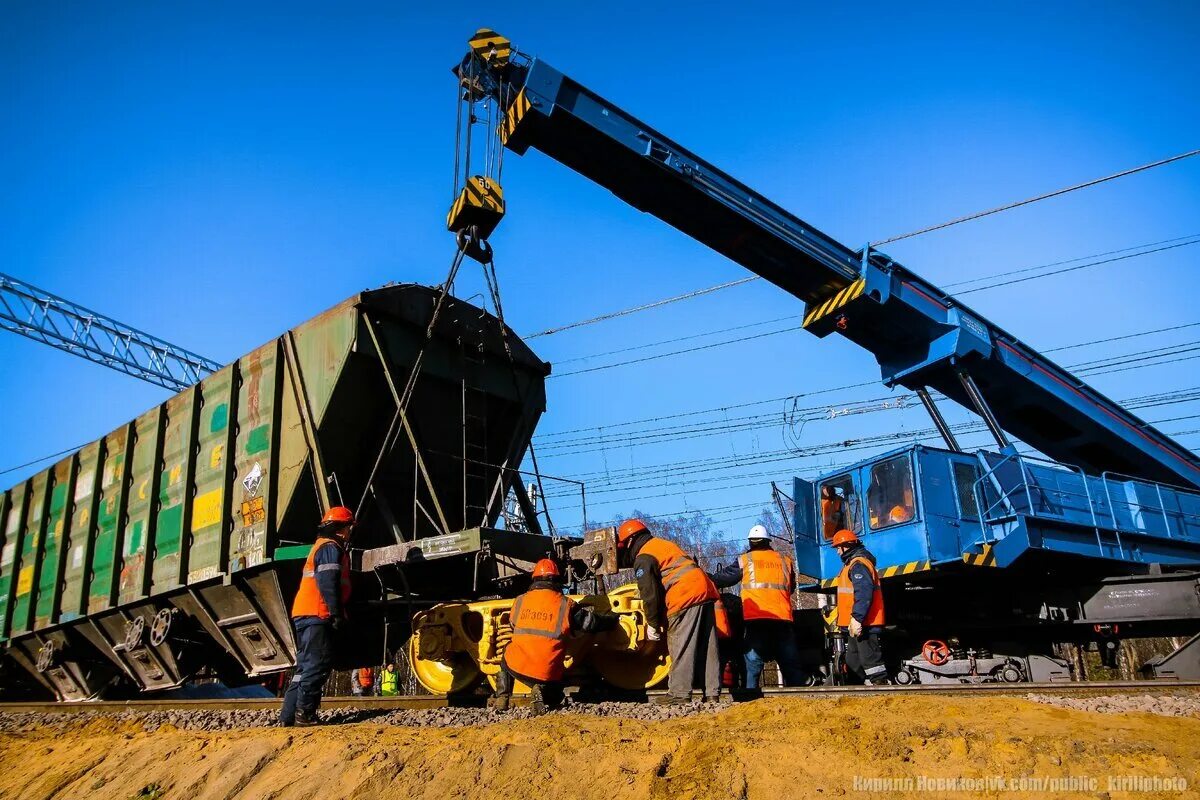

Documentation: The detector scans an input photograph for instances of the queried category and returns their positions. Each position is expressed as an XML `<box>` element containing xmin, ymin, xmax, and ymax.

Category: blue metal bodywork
<box><xmin>793</xmin><ymin>445</ymin><xmax>1200</xmax><ymax>586</ymax></box>
<box><xmin>474</xmin><ymin>51</ymin><xmax>1200</xmax><ymax>489</ymax></box>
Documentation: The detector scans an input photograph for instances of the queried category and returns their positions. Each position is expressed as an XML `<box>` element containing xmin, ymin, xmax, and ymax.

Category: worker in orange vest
<box><xmin>279</xmin><ymin>506</ymin><xmax>354</xmax><ymax>726</ymax></box>
<box><xmin>351</xmin><ymin>666</ymin><xmax>374</xmax><ymax>696</ymax></box>
<box><xmin>832</xmin><ymin>528</ymin><xmax>888</xmax><ymax>684</ymax></box>
<box><xmin>710</xmin><ymin>525</ymin><xmax>807</xmax><ymax>689</ymax></box>
<box><xmin>491</xmin><ymin>558</ymin><xmax>618</xmax><ymax>715</ymax></box>
<box><xmin>617</xmin><ymin>519</ymin><xmax>720</xmax><ymax>705</ymax></box>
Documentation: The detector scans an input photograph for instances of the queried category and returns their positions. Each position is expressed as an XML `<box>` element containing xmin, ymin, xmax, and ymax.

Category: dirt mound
<box><xmin>1</xmin><ymin>696</ymin><xmax>1196</xmax><ymax>799</ymax></box>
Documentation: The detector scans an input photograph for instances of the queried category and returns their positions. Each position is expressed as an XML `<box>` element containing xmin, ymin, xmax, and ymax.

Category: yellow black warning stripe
<box><xmin>803</xmin><ymin>278</ymin><xmax>866</xmax><ymax>328</ymax></box>
<box><xmin>819</xmin><ymin>558</ymin><xmax>931</xmax><ymax>588</ymax></box>
<box><xmin>500</xmin><ymin>88</ymin><xmax>532</xmax><ymax>147</ymax></box>
<box><xmin>961</xmin><ymin>543</ymin><xmax>998</xmax><ymax>567</ymax></box>
<box><xmin>446</xmin><ymin>176</ymin><xmax>505</xmax><ymax>232</ymax></box>
<box><xmin>469</xmin><ymin>28</ymin><xmax>511</xmax><ymax>66</ymax></box>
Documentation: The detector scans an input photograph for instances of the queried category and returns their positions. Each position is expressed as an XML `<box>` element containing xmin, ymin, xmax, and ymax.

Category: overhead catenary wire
<box><xmin>523</xmin><ymin>276</ymin><xmax>757</xmax><ymax>339</ymax></box>
<box><xmin>870</xmin><ymin>148</ymin><xmax>1200</xmax><ymax>246</ymax></box>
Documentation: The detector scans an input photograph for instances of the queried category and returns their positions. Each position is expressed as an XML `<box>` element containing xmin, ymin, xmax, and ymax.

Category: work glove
<box><xmin>848</xmin><ymin>618</ymin><xmax>863</xmax><ymax>638</ymax></box>
<box><xmin>331</xmin><ymin>616</ymin><xmax>345</xmax><ymax>633</ymax></box>
<box><xmin>645</xmin><ymin>626</ymin><xmax>662</xmax><ymax>642</ymax></box>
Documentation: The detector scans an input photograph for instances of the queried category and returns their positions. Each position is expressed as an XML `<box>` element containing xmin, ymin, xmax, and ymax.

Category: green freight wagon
<box><xmin>0</xmin><ymin>284</ymin><xmax>551</xmax><ymax>700</ymax></box>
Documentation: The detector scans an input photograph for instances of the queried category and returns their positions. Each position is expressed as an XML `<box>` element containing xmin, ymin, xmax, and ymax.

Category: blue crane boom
<box><xmin>449</xmin><ymin>30</ymin><xmax>1200</xmax><ymax>490</ymax></box>
<box><xmin>0</xmin><ymin>272</ymin><xmax>221</xmax><ymax>392</ymax></box>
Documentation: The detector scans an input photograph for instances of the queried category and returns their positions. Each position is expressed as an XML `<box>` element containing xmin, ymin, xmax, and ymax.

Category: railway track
<box><xmin>1</xmin><ymin>680</ymin><xmax>1196</xmax><ymax>715</ymax></box>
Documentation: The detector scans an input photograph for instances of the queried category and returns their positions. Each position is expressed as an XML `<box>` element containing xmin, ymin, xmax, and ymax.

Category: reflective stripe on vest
<box><xmin>739</xmin><ymin>550</ymin><xmax>794</xmax><ymax>622</ymax></box>
<box><xmin>291</xmin><ymin>537</ymin><xmax>351</xmax><ymax>619</ymax></box>
<box><xmin>836</xmin><ymin>554</ymin><xmax>885</xmax><ymax>627</ymax></box>
<box><xmin>509</xmin><ymin>592</ymin><xmax>570</xmax><ymax>639</ymax></box>
<box><xmin>638</xmin><ymin>537</ymin><xmax>719</xmax><ymax>618</ymax></box>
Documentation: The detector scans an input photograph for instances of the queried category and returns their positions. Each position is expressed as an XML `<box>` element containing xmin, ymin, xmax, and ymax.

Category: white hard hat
<box><xmin>748</xmin><ymin>524</ymin><xmax>770</xmax><ymax>541</ymax></box>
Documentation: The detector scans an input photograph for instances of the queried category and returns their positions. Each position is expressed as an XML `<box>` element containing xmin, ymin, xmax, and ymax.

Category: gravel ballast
<box><xmin>0</xmin><ymin>697</ymin><xmax>729</xmax><ymax>734</ymax></box>
<box><xmin>1026</xmin><ymin>692</ymin><xmax>1200</xmax><ymax>718</ymax></box>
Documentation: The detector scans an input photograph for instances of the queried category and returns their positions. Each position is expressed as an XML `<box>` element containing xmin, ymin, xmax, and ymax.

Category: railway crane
<box><xmin>429</xmin><ymin>28</ymin><xmax>1200</xmax><ymax>684</ymax></box>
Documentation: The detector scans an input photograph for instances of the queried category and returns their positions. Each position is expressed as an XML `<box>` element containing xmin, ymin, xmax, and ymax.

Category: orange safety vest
<box><xmin>638</xmin><ymin>537</ymin><xmax>719</xmax><ymax>618</ymax></box>
<box><xmin>822</xmin><ymin>497</ymin><xmax>844</xmax><ymax>538</ymax></box>
<box><xmin>739</xmin><ymin>549</ymin><xmax>794</xmax><ymax>622</ymax></box>
<box><xmin>836</xmin><ymin>555</ymin><xmax>885</xmax><ymax>627</ymax></box>
<box><xmin>714</xmin><ymin>597</ymin><xmax>732</xmax><ymax>639</ymax></box>
<box><xmin>357</xmin><ymin>667</ymin><xmax>374</xmax><ymax>688</ymax></box>
<box><xmin>291</xmin><ymin>537</ymin><xmax>351</xmax><ymax>619</ymax></box>
<box><xmin>503</xmin><ymin>588</ymin><xmax>575</xmax><ymax>682</ymax></box>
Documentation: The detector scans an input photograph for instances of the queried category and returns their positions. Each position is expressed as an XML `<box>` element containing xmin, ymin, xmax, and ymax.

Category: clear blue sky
<box><xmin>3</xmin><ymin>2</ymin><xmax>1199</xmax><ymax>539</ymax></box>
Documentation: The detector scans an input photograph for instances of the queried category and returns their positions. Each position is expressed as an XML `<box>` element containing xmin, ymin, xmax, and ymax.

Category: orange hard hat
<box><xmin>617</xmin><ymin>519</ymin><xmax>648</xmax><ymax>547</ymax></box>
<box><xmin>531</xmin><ymin>558</ymin><xmax>560</xmax><ymax>579</ymax></box>
<box><xmin>321</xmin><ymin>506</ymin><xmax>355</xmax><ymax>527</ymax></box>
<box><xmin>830</xmin><ymin>529</ymin><xmax>859</xmax><ymax>547</ymax></box>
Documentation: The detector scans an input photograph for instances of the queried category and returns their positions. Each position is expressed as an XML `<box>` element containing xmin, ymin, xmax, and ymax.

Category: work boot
<box><xmin>528</xmin><ymin>699</ymin><xmax>548</xmax><ymax>717</ymax></box>
<box><xmin>294</xmin><ymin>711</ymin><xmax>319</xmax><ymax>727</ymax></box>
<box><xmin>654</xmin><ymin>694</ymin><xmax>692</xmax><ymax>706</ymax></box>
<box><xmin>487</xmin><ymin>695</ymin><xmax>511</xmax><ymax>712</ymax></box>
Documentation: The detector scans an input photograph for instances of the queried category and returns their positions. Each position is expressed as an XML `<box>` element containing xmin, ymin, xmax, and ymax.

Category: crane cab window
<box><xmin>868</xmin><ymin>456</ymin><xmax>916</xmax><ymax>531</ymax></box>
<box><xmin>819</xmin><ymin>476</ymin><xmax>861</xmax><ymax>541</ymax></box>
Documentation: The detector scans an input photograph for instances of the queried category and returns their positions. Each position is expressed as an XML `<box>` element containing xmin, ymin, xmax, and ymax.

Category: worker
<box><xmin>616</xmin><ymin>519</ymin><xmax>721</xmax><ymax>704</ymax></box>
<box><xmin>831</xmin><ymin>528</ymin><xmax>888</xmax><ymax>684</ymax></box>
<box><xmin>709</xmin><ymin>524</ymin><xmax>806</xmax><ymax>689</ymax></box>
<box><xmin>279</xmin><ymin>506</ymin><xmax>354</xmax><ymax>727</ymax></box>
<box><xmin>351</xmin><ymin>666</ymin><xmax>374</xmax><ymax>697</ymax></box>
<box><xmin>491</xmin><ymin>558</ymin><xmax>618</xmax><ymax>715</ymax></box>
<box><xmin>380</xmin><ymin>662</ymin><xmax>400</xmax><ymax>696</ymax></box>
<box><xmin>820</xmin><ymin>485</ymin><xmax>846</xmax><ymax>539</ymax></box>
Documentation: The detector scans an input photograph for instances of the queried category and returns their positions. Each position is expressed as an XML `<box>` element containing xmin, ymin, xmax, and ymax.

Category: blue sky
<box><xmin>3</xmin><ymin>2</ymin><xmax>1199</xmax><ymax>538</ymax></box>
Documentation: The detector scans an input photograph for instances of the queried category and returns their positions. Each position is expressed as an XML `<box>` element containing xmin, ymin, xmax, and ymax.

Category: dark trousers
<box><xmin>667</xmin><ymin>601</ymin><xmax>720</xmax><ymax>699</ymax></box>
<box><xmin>493</xmin><ymin>661</ymin><xmax>565</xmax><ymax>709</ymax></box>
<box><xmin>279</xmin><ymin>617</ymin><xmax>334</xmax><ymax>725</ymax></box>
<box><xmin>844</xmin><ymin>627</ymin><xmax>886</xmax><ymax>683</ymax></box>
<box><xmin>743</xmin><ymin>620</ymin><xmax>807</xmax><ymax>689</ymax></box>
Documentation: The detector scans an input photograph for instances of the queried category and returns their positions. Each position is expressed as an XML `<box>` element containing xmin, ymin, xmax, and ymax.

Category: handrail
<box><xmin>970</xmin><ymin>452</ymin><xmax>1200</xmax><ymax>560</ymax></box>
<box><xmin>1100</xmin><ymin>470</ymin><xmax>1200</xmax><ymax>543</ymax></box>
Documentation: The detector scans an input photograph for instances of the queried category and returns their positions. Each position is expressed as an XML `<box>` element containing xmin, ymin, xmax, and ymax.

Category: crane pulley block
<box><xmin>446</xmin><ymin>175</ymin><xmax>505</xmax><ymax>240</ymax></box>
<box><xmin>468</xmin><ymin>28</ymin><xmax>511</xmax><ymax>68</ymax></box>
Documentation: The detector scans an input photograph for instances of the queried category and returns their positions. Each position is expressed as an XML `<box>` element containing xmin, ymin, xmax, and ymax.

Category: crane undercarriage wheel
<box><xmin>406</xmin><ymin>634</ymin><xmax>483</xmax><ymax>695</ymax></box>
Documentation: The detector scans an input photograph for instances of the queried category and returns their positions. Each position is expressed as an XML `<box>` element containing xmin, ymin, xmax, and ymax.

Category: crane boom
<box><xmin>0</xmin><ymin>273</ymin><xmax>221</xmax><ymax>392</ymax></box>
<box><xmin>449</xmin><ymin>31</ymin><xmax>1200</xmax><ymax>490</ymax></box>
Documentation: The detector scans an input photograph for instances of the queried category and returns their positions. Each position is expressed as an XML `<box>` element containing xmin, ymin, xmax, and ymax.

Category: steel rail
<box><xmin>1</xmin><ymin>681</ymin><xmax>1196</xmax><ymax>715</ymax></box>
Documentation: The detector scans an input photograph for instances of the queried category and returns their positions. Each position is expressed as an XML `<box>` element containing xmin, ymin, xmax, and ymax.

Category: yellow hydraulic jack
<box><xmin>408</xmin><ymin>584</ymin><xmax>670</xmax><ymax>695</ymax></box>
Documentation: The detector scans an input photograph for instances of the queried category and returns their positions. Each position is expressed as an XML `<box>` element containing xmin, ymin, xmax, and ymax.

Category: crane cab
<box><xmin>793</xmin><ymin>443</ymin><xmax>1200</xmax><ymax>589</ymax></box>
<box><xmin>793</xmin><ymin>444</ymin><xmax>975</xmax><ymax>586</ymax></box>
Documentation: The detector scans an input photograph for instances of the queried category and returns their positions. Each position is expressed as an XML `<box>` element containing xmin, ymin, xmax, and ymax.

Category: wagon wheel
<box><xmin>35</xmin><ymin>641</ymin><xmax>58</xmax><ymax>673</ymax></box>
<box><xmin>149</xmin><ymin>608</ymin><xmax>174</xmax><ymax>647</ymax></box>
<box><xmin>124</xmin><ymin>616</ymin><xmax>146</xmax><ymax>651</ymax></box>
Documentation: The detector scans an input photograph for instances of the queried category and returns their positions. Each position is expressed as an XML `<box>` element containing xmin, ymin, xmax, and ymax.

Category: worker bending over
<box><xmin>351</xmin><ymin>667</ymin><xmax>374</xmax><ymax>697</ymax></box>
<box><xmin>491</xmin><ymin>558</ymin><xmax>618</xmax><ymax>715</ymax></box>
<box><xmin>710</xmin><ymin>525</ymin><xmax>806</xmax><ymax>689</ymax></box>
<box><xmin>618</xmin><ymin>519</ymin><xmax>721</xmax><ymax>704</ymax></box>
<box><xmin>280</xmin><ymin>506</ymin><xmax>354</xmax><ymax>727</ymax></box>
<box><xmin>831</xmin><ymin>529</ymin><xmax>888</xmax><ymax>684</ymax></box>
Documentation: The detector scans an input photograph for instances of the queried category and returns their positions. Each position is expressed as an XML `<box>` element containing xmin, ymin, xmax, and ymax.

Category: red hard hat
<box><xmin>531</xmin><ymin>558</ymin><xmax>560</xmax><ymax>579</ymax></box>
<box><xmin>617</xmin><ymin>519</ymin><xmax>648</xmax><ymax>548</ymax></box>
<box><xmin>831</xmin><ymin>529</ymin><xmax>859</xmax><ymax>547</ymax></box>
<box><xmin>321</xmin><ymin>506</ymin><xmax>355</xmax><ymax>527</ymax></box>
